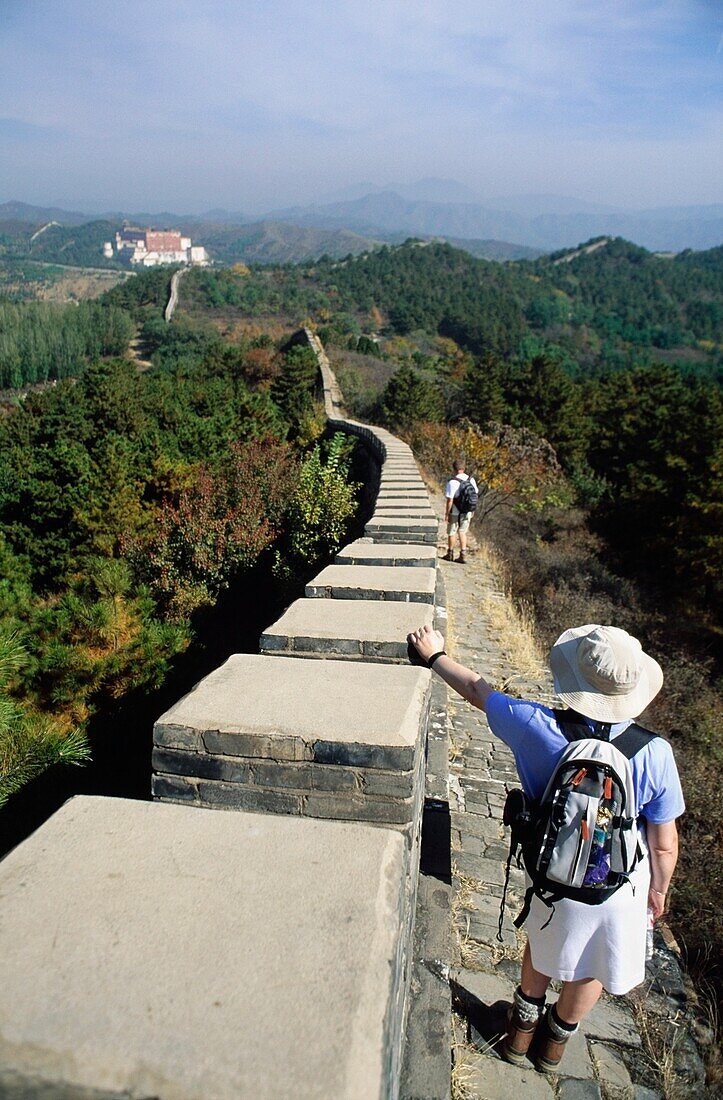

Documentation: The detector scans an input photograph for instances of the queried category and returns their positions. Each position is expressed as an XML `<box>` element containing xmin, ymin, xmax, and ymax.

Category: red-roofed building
<box><xmin>110</xmin><ymin>223</ymin><xmax>209</xmax><ymax>267</ymax></box>
<box><xmin>145</xmin><ymin>231</ymin><xmax>183</xmax><ymax>253</ymax></box>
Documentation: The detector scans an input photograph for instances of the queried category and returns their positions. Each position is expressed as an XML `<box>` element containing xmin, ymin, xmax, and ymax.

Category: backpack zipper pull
<box><xmin>604</xmin><ymin>775</ymin><xmax>613</xmax><ymax>800</ymax></box>
<box><xmin>571</xmin><ymin>768</ymin><xmax>587</xmax><ymax>787</ymax></box>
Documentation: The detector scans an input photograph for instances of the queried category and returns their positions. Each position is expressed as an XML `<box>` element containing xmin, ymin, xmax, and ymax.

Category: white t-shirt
<box><xmin>445</xmin><ymin>473</ymin><xmax>477</xmax><ymax>515</ymax></box>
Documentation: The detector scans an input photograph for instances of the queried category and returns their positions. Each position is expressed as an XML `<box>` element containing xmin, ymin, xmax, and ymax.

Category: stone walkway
<box><xmin>434</xmin><ymin>517</ymin><xmax>666</xmax><ymax>1100</ymax></box>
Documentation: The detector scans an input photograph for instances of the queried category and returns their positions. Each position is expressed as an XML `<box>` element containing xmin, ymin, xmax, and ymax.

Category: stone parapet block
<box><xmin>377</xmin><ymin>489</ymin><xmax>430</xmax><ymax>500</ymax></box>
<box><xmin>155</xmin><ymin>654</ymin><xmax>430</xmax><ymax>768</ymax></box>
<box><xmin>335</xmin><ymin>540</ymin><xmax>438</xmax><ymax>568</ymax></box>
<box><xmin>379</xmin><ymin>483</ymin><xmax>427</xmax><ymax>495</ymax></box>
<box><xmin>305</xmin><ymin>564</ymin><xmax>436</xmax><ymax>604</ymax></box>
<box><xmin>153</xmin><ymin>655</ymin><xmax>431</xmax><ymax>826</ymax></box>
<box><xmin>260</xmin><ymin>598</ymin><xmax>434</xmax><ymax>660</ymax></box>
<box><xmin>0</xmin><ymin>796</ymin><xmax>411</xmax><ymax>1099</ymax></box>
<box><xmin>365</xmin><ymin>516</ymin><xmax>439</xmax><ymax>545</ymax></box>
<box><xmin>154</xmin><ymin>775</ymin><xmax>416</xmax><ymax>825</ymax></box>
<box><xmin>152</xmin><ymin>751</ymin><xmax>416</xmax><ymax>801</ymax></box>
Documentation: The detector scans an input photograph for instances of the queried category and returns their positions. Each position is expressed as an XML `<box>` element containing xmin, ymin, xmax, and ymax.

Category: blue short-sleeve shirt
<box><xmin>485</xmin><ymin>692</ymin><xmax>685</xmax><ymax>824</ymax></box>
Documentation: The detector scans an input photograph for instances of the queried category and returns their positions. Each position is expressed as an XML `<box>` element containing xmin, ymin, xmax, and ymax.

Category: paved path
<box><xmin>432</xmin><ymin>506</ymin><xmax>664</xmax><ymax>1099</ymax></box>
<box><xmin>29</xmin><ymin>220</ymin><xmax>60</xmax><ymax>242</ymax></box>
<box><xmin>164</xmin><ymin>265</ymin><xmax>188</xmax><ymax>321</ymax></box>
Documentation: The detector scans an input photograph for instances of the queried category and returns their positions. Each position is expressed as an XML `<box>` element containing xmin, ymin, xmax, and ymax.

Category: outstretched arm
<box><xmin>408</xmin><ymin>624</ymin><xmax>495</xmax><ymax>712</ymax></box>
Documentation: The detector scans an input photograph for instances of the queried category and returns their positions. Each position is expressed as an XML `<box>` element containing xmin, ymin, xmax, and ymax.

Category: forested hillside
<box><xmin>179</xmin><ymin>240</ymin><xmax>722</xmax><ymax>610</ymax></box>
<box><xmin>0</xmin><ymin>219</ymin><xmax>122</xmax><ymax>270</ymax></box>
<box><xmin>0</xmin><ymin>213</ymin><xmax>542</xmax><ymax>269</ymax></box>
<box><xmin>181</xmin><ymin>238</ymin><xmax>722</xmax><ymax>374</ymax></box>
<box><xmin>0</xmin><ymin>293</ymin><xmax>360</xmax><ymax>808</ymax></box>
<box><xmin>0</xmin><ymin>301</ymin><xmax>133</xmax><ymax>387</ymax></box>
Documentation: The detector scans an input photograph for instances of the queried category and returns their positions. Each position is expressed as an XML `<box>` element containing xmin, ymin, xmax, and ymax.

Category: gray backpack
<box><xmin>500</xmin><ymin>710</ymin><xmax>656</xmax><ymax>935</ymax></box>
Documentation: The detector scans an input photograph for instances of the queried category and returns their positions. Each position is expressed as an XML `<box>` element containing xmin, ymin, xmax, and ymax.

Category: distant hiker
<box><xmin>444</xmin><ymin>458</ymin><xmax>478</xmax><ymax>564</ymax></box>
<box><xmin>407</xmin><ymin>622</ymin><xmax>684</xmax><ymax>1074</ymax></box>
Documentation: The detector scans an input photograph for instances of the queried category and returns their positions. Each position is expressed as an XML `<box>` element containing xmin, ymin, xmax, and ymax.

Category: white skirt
<box><xmin>525</xmin><ymin>857</ymin><xmax>650</xmax><ymax>994</ymax></box>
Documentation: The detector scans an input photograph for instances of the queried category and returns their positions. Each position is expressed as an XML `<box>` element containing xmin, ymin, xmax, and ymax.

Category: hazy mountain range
<box><xmin>269</xmin><ymin>189</ymin><xmax>723</xmax><ymax>252</ymax></box>
<box><xmin>0</xmin><ymin>202</ymin><xmax>542</xmax><ymax>265</ymax></box>
<box><xmin>1</xmin><ymin>179</ymin><xmax>721</xmax><ymax>262</ymax></box>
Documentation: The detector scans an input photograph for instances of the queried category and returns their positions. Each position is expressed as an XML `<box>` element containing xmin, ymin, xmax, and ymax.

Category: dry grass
<box><xmin>449</xmin><ymin>735</ymin><xmax>464</xmax><ymax>763</ymax></box>
<box><xmin>696</xmin><ymin>976</ymin><xmax>723</xmax><ymax>1089</ymax></box>
<box><xmin>37</xmin><ymin>269</ymin><xmax>128</xmax><ymax>302</ymax></box>
<box><xmin>451</xmin><ymin>865</ymin><xmax>479</xmax><ymax>915</ymax></box>
<box><xmin>473</xmin><ymin>541</ymin><xmax>550</xmax><ymax>692</ymax></box>
<box><xmin>452</xmin><ymin>863</ymin><xmax>526</xmax><ymax>973</ymax></box>
<box><xmin>459</xmin><ymin>931</ymin><xmax>524</xmax><ymax>972</ymax></box>
<box><xmin>629</xmin><ymin>990</ymin><xmax>686</xmax><ymax>1100</ymax></box>
<box><xmin>451</xmin><ymin>1040</ymin><xmax>485</xmax><ymax>1100</ymax></box>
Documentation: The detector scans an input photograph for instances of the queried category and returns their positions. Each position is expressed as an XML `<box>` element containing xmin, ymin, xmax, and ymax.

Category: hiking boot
<box><xmin>501</xmin><ymin>990</ymin><xmax>544</xmax><ymax>1066</ymax></box>
<box><xmin>442</xmin><ymin>549</ymin><xmax>454</xmax><ymax>561</ymax></box>
<box><xmin>457</xmin><ymin>551</ymin><xmax>467</xmax><ymax>564</ymax></box>
<box><xmin>535</xmin><ymin>1006</ymin><xmax>578</xmax><ymax>1073</ymax></box>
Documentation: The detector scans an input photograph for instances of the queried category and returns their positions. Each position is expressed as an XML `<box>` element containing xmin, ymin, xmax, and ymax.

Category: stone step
<box><xmin>365</xmin><ymin>516</ymin><xmax>439</xmax><ymax>544</ymax></box>
<box><xmin>0</xmin><ymin>796</ymin><xmax>412</xmax><ymax>1100</ymax></box>
<box><xmin>380</xmin><ymin>474</ymin><xmax>426</xmax><ymax>485</ymax></box>
<box><xmin>305</xmin><ymin>564</ymin><xmax>436</xmax><ymax>603</ymax></box>
<box><xmin>335</xmin><ymin>540</ymin><xmax>438</xmax><ymax>568</ymax></box>
<box><xmin>377</xmin><ymin>490</ymin><xmax>430</xmax><ymax>501</ymax></box>
<box><xmin>260</xmin><ymin>598</ymin><xmax>434</xmax><ymax>660</ymax></box>
<box><xmin>379</xmin><ymin>484</ymin><xmax>428</xmax><ymax>496</ymax></box>
<box><xmin>373</xmin><ymin>504</ymin><xmax>435</xmax><ymax>517</ymax></box>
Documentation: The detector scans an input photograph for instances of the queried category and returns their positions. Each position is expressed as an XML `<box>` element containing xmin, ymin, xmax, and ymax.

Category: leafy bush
<box><xmin>126</xmin><ymin>440</ymin><xmax>294</xmax><ymax>620</ymax></box>
<box><xmin>273</xmin><ymin>433</ymin><xmax>359</xmax><ymax>588</ymax></box>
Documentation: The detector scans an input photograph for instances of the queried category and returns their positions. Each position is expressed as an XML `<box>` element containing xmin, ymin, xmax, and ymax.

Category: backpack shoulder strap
<box><xmin>612</xmin><ymin>722</ymin><xmax>658</xmax><ymax>759</ymax></box>
<box><xmin>554</xmin><ymin>709</ymin><xmax>658</xmax><ymax>756</ymax></box>
<box><xmin>552</xmin><ymin>708</ymin><xmax>593</xmax><ymax>743</ymax></box>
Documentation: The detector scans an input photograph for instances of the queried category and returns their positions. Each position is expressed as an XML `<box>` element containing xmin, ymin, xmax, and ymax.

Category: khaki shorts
<box><xmin>447</xmin><ymin>511</ymin><xmax>472</xmax><ymax>536</ymax></box>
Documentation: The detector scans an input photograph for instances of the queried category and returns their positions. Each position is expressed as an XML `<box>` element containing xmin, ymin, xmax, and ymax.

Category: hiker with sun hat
<box><xmin>407</xmin><ymin>622</ymin><xmax>684</xmax><ymax>1074</ymax></box>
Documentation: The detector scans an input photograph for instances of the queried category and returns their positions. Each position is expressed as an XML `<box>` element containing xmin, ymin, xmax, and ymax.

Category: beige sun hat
<box><xmin>550</xmin><ymin>624</ymin><xmax>663</xmax><ymax>723</ymax></box>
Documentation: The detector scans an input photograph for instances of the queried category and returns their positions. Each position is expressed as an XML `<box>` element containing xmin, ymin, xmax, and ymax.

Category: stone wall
<box><xmin>147</xmin><ymin>328</ymin><xmax>444</xmax><ymax>1094</ymax></box>
<box><xmin>153</xmin><ymin>328</ymin><xmax>441</xmax><ymax>838</ymax></box>
<box><xmin>0</xmin><ymin>331</ymin><xmax>444</xmax><ymax>1099</ymax></box>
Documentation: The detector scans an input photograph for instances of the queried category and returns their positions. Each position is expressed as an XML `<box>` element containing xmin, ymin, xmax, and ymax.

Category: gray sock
<box><xmin>513</xmin><ymin>986</ymin><xmax>545</xmax><ymax>1025</ymax></box>
<box><xmin>546</xmin><ymin>1005</ymin><xmax>579</xmax><ymax>1041</ymax></box>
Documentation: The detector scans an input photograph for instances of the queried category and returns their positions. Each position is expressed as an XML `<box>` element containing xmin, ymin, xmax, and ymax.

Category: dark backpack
<box><xmin>454</xmin><ymin>476</ymin><xmax>478</xmax><ymax>514</ymax></box>
<box><xmin>498</xmin><ymin>710</ymin><xmax>657</xmax><ymax>939</ymax></box>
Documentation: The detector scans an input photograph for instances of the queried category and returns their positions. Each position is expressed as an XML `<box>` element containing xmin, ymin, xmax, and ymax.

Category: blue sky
<box><xmin>0</xmin><ymin>0</ymin><xmax>721</xmax><ymax>213</ymax></box>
